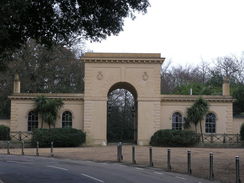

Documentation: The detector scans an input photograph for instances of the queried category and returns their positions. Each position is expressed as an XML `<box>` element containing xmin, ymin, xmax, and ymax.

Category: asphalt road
<box><xmin>0</xmin><ymin>155</ymin><xmax>218</xmax><ymax>183</ymax></box>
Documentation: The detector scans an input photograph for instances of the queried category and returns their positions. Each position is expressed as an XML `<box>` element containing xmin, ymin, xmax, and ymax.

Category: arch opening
<box><xmin>107</xmin><ymin>82</ymin><xmax>137</xmax><ymax>144</ymax></box>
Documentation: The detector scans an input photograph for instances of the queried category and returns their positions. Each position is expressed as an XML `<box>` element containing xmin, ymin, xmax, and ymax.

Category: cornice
<box><xmin>80</xmin><ymin>53</ymin><xmax>165</xmax><ymax>64</ymax></box>
<box><xmin>161</xmin><ymin>95</ymin><xmax>235</xmax><ymax>103</ymax></box>
<box><xmin>9</xmin><ymin>93</ymin><xmax>84</xmax><ymax>101</ymax></box>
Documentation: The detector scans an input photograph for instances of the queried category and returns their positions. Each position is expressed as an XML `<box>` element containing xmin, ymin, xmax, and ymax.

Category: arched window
<box><xmin>28</xmin><ymin>111</ymin><xmax>38</xmax><ymax>131</ymax></box>
<box><xmin>172</xmin><ymin>112</ymin><xmax>183</xmax><ymax>130</ymax></box>
<box><xmin>205</xmin><ymin>113</ymin><xmax>216</xmax><ymax>133</ymax></box>
<box><xmin>62</xmin><ymin>111</ymin><xmax>72</xmax><ymax>128</ymax></box>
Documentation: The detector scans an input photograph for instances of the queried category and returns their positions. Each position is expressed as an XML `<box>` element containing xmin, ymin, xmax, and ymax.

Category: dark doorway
<box><xmin>107</xmin><ymin>82</ymin><xmax>137</xmax><ymax>144</ymax></box>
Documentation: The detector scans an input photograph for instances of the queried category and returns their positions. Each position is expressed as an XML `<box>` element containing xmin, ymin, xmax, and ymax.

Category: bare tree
<box><xmin>214</xmin><ymin>56</ymin><xmax>244</xmax><ymax>83</ymax></box>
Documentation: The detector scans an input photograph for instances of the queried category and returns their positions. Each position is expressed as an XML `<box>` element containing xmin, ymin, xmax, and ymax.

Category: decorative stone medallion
<box><xmin>142</xmin><ymin>72</ymin><xmax>149</xmax><ymax>81</ymax></box>
<box><xmin>97</xmin><ymin>71</ymin><xmax>103</xmax><ymax>80</ymax></box>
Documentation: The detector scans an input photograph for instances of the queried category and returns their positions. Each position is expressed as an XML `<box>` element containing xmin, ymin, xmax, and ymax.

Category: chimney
<box><xmin>222</xmin><ymin>77</ymin><xmax>230</xmax><ymax>96</ymax></box>
<box><xmin>13</xmin><ymin>74</ymin><xmax>21</xmax><ymax>93</ymax></box>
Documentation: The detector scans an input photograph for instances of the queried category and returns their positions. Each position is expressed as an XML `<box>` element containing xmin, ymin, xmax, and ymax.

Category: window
<box><xmin>205</xmin><ymin>113</ymin><xmax>216</xmax><ymax>133</ymax></box>
<box><xmin>62</xmin><ymin>111</ymin><xmax>72</xmax><ymax>128</ymax></box>
<box><xmin>172</xmin><ymin>112</ymin><xmax>183</xmax><ymax>130</ymax></box>
<box><xmin>28</xmin><ymin>111</ymin><xmax>38</xmax><ymax>131</ymax></box>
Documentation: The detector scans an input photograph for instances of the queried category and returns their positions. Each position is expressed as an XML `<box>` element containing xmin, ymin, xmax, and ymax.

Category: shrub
<box><xmin>0</xmin><ymin>125</ymin><xmax>10</xmax><ymax>140</ymax></box>
<box><xmin>150</xmin><ymin>129</ymin><xmax>199</xmax><ymax>147</ymax></box>
<box><xmin>240</xmin><ymin>123</ymin><xmax>244</xmax><ymax>141</ymax></box>
<box><xmin>32</xmin><ymin>128</ymin><xmax>86</xmax><ymax>147</ymax></box>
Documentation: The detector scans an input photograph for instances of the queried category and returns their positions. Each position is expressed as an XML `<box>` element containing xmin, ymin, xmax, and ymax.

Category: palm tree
<box><xmin>35</xmin><ymin>96</ymin><xmax>63</xmax><ymax>128</ymax></box>
<box><xmin>35</xmin><ymin>96</ymin><xmax>47</xmax><ymax>128</ymax></box>
<box><xmin>184</xmin><ymin>98</ymin><xmax>209</xmax><ymax>142</ymax></box>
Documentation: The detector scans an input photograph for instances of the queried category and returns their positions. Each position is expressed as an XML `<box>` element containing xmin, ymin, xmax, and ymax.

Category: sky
<box><xmin>86</xmin><ymin>0</ymin><xmax>244</xmax><ymax>66</ymax></box>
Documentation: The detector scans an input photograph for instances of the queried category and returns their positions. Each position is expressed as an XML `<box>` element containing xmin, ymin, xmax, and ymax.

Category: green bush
<box><xmin>150</xmin><ymin>129</ymin><xmax>199</xmax><ymax>147</ymax></box>
<box><xmin>0</xmin><ymin>125</ymin><xmax>10</xmax><ymax>140</ymax></box>
<box><xmin>240</xmin><ymin>123</ymin><xmax>244</xmax><ymax>141</ymax></box>
<box><xmin>32</xmin><ymin>128</ymin><xmax>86</xmax><ymax>147</ymax></box>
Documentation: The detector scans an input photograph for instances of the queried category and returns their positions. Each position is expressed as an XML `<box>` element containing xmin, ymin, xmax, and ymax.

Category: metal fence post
<box><xmin>187</xmin><ymin>150</ymin><xmax>192</xmax><ymax>175</ymax></box>
<box><xmin>21</xmin><ymin>140</ymin><xmax>24</xmax><ymax>155</ymax></box>
<box><xmin>209</xmin><ymin>152</ymin><xmax>214</xmax><ymax>180</ymax></box>
<box><xmin>132</xmin><ymin>145</ymin><xmax>136</xmax><ymax>164</ymax></box>
<box><xmin>236</xmin><ymin>134</ymin><xmax>240</xmax><ymax>144</ymax></box>
<box><xmin>18</xmin><ymin>131</ymin><xmax>22</xmax><ymax>141</ymax></box>
<box><xmin>223</xmin><ymin>133</ymin><xmax>226</xmax><ymax>143</ymax></box>
<box><xmin>235</xmin><ymin>156</ymin><xmax>241</xmax><ymax>183</ymax></box>
<box><xmin>167</xmin><ymin>149</ymin><xmax>171</xmax><ymax>171</ymax></box>
<box><xmin>210</xmin><ymin>134</ymin><xmax>213</xmax><ymax>143</ymax></box>
<box><xmin>36</xmin><ymin>141</ymin><xmax>39</xmax><ymax>156</ymax></box>
<box><xmin>50</xmin><ymin>141</ymin><xmax>54</xmax><ymax>157</ymax></box>
<box><xmin>149</xmin><ymin>146</ymin><xmax>153</xmax><ymax>167</ymax></box>
<box><xmin>7</xmin><ymin>141</ymin><xmax>10</xmax><ymax>155</ymax></box>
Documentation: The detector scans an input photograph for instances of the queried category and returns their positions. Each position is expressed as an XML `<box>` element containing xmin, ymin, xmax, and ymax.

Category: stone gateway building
<box><xmin>1</xmin><ymin>53</ymin><xmax>243</xmax><ymax>145</ymax></box>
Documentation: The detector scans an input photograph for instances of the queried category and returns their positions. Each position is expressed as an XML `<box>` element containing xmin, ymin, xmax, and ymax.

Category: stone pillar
<box><xmin>137</xmin><ymin>99</ymin><xmax>161</xmax><ymax>145</ymax></box>
<box><xmin>222</xmin><ymin>77</ymin><xmax>230</xmax><ymax>96</ymax></box>
<box><xmin>13</xmin><ymin>74</ymin><xmax>21</xmax><ymax>93</ymax></box>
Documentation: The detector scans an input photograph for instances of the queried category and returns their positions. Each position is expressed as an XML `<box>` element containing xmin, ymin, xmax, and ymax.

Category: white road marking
<box><xmin>0</xmin><ymin>179</ymin><xmax>5</xmax><ymax>183</ymax></box>
<box><xmin>47</xmin><ymin>165</ymin><xmax>68</xmax><ymax>171</ymax></box>
<box><xmin>176</xmin><ymin>176</ymin><xmax>186</xmax><ymax>180</ymax></box>
<box><xmin>7</xmin><ymin>161</ymin><xmax>31</xmax><ymax>164</ymax></box>
<box><xmin>135</xmin><ymin>167</ymin><xmax>144</xmax><ymax>170</ymax></box>
<box><xmin>154</xmin><ymin>171</ymin><xmax>163</xmax><ymax>175</ymax></box>
<box><xmin>118</xmin><ymin>164</ymin><xmax>125</xmax><ymax>167</ymax></box>
<box><xmin>7</xmin><ymin>161</ymin><xmax>20</xmax><ymax>163</ymax></box>
<box><xmin>81</xmin><ymin>173</ymin><xmax>104</xmax><ymax>183</ymax></box>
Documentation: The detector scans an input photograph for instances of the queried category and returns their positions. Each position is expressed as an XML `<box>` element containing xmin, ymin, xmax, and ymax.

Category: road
<box><xmin>0</xmin><ymin>155</ymin><xmax>218</xmax><ymax>183</ymax></box>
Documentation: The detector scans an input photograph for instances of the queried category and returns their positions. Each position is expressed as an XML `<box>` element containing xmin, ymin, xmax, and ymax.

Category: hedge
<box><xmin>150</xmin><ymin>129</ymin><xmax>199</xmax><ymax>147</ymax></box>
<box><xmin>31</xmin><ymin>128</ymin><xmax>86</xmax><ymax>147</ymax></box>
<box><xmin>0</xmin><ymin>125</ymin><xmax>10</xmax><ymax>140</ymax></box>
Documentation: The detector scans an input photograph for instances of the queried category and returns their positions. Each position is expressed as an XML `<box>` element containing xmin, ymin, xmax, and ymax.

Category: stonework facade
<box><xmin>0</xmin><ymin>53</ymin><xmax>243</xmax><ymax>145</ymax></box>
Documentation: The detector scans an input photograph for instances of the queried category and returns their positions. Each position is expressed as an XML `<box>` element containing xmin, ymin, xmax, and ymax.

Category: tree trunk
<box><xmin>199</xmin><ymin>121</ymin><xmax>204</xmax><ymax>143</ymax></box>
<box><xmin>41</xmin><ymin>114</ymin><xmax>44</xmax><ymax>128</ymax></box>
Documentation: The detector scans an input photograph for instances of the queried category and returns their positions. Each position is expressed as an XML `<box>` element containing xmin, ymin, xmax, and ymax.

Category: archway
<box><xmin>107</xmin><ymin>82</ymin><xmax>137</xmax><ymax>144</ymax></box>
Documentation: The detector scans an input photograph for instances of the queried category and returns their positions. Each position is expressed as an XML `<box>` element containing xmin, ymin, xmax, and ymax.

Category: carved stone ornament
<box><xmin>96</xmin><ymin>71</ymin><xmax>103</xmax><ymax>80</ymax></box>
<box><xmin>142</xmin><ymin>72</ymin><xmax>149</xmax><ymax>81</ymax></box>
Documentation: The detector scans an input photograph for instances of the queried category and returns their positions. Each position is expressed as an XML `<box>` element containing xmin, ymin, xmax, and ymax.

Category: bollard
<box><xmin>167</xmin><ymin>149</ymin><xmax>171</xmax><ymax>171</ymax></box>
<box><xmin>209</xmin><ymin>152</ymin><xmax>214</xmax><ymax>180</ymax></box>
<box><xmin>117</xmin><ymin>142</ymin><xmax>123</xmax><ymax>162</ymax></box>
<box><xmin>120</xmin><ymin>142</ymin><xmax>123</xmax><ymax>160</ymax></box>
<box><xmin>132</xmin><ymin>145</ymin><xmax>136</xmax><ymax>164</ymax></box>
<box><xmin>36</xmin><ymin>141</ymin><xmax>39</xmax><ymax>156</ymax></box>
<box><xmin>50</xmin><ymin>141</ymin><xmax>54</xmax><ymax>157</ymax></box>
<box><xmin>117</xmin><ymin>143</ymin><xmax>121</xmax><ymax>162</ymax></box>
<box><xmin>21</xmin><ymin>140</ymin><xmax>24</xmax><ymax>155</ymax></box>
<box><xmin>187</xmin><ymin>150</ymin><xmax>192</xmax><ymax>175</ymax></box>
<box><xmin>7</xmin><ymin>141</ymin><xmax>10</xmax><ymax>155</ymax></box>
<box><xmin>149</xmin><ymin>146</ymin><xmax>153</xmax><ymax>167</ymax></box>
<box><xmin>235</xmin><ymin>156</ymin><xmax>241</xmax><ymax>183</ymax></box>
